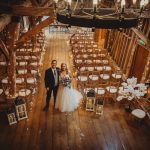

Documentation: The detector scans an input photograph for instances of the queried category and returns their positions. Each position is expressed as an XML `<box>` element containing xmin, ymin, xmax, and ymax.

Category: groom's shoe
<box><xmin>43</xmin><ymin>106</ymin><xmax>49</xmax><ymax>111</ymax></box>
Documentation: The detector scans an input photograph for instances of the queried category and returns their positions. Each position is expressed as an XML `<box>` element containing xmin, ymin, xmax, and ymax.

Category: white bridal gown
<box><xmin>55</xmin><ymin>73</ymin><xmax>82</xmax><ymax>112</ymax></box>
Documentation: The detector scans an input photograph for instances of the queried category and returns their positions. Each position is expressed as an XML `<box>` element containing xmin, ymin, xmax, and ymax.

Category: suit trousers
<box><xmin>46</xmin><ymin>85</ymin><xmax>59</xmax><ymax>107</ymax></box>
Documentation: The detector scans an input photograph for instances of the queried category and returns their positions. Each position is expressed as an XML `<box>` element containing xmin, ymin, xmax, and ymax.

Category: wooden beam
<box><xmin>0</xmin><ymin>14</ymin><xmax>11</xmax><ymax>32</ymax></box>
<box><xmin>7</xmin><ymin>22</ymin><xmax>20</xmax><ymax>98</ymax></box>
<box><xmin>0</xmin><ymin>5</ymin><xmax>54</xmax><ymax>16</ymax></box>
<box><xmin>132</xmin><ymin>28</ymin><xmax>150</xmax><ymax>49</ymax></box>
<box><xmin>0</xmin><ymin>40</ymin><xmax>9</xmax><ymax>60</ymax></box>
<box><xmin>16</xmin><ymin>17</ymin><xmax>55</xmax><ymax>48</ymax></box>
<box><xmin>30</xmin><ymin>0</ymin><xmax>39</xmax><ymax>6</ymax></box>
<box><xmin>41</xmin><ymin>0</ymin><xmax>53</xmax><ymax>7</ymax></box>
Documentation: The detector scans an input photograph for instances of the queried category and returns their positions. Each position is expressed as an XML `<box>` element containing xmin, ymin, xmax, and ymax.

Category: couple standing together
<box><xmin>43</xmin><ymin>60</ymin><xmax>82</xmax><ymax>112</ymax></box>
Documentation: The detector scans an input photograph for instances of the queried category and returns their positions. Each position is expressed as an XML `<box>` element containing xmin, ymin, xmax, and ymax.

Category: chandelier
<box><xmin>54</xmin><ymin>0</ymin><xmax>149</xmax><ymax>29</ymax></box>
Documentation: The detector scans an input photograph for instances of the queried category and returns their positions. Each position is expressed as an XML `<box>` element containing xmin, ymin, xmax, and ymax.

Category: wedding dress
<box><xmin>55</xmin><ymin>72</ymin><xmax>82</xmax><ymax>112</ymax></box>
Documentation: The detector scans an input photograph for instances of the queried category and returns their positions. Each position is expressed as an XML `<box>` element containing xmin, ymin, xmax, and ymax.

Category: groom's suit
<box><xmin>44</xmin><ymin>67</ymin><xmax>60</xmax><ymax>108</ymax></box>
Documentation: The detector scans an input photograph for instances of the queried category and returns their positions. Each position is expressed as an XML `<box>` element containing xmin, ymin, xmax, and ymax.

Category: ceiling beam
<box><xmin>0</xmin><ymin>40</ymin><xmax>9</xmax><ymax>60</ymax></box>
<box><xmin>15</xmin><ymin>16</ymin><xmax>55</xmax><ymax>48</ymax></box>
<box><xmin>132</xmin><ymin>28</ymin><xmax>150</xmax><ymax>48</ymax></box>
<box><xmin>30</xmin><ymin>0</ymin><xmax>39</xmax><ymax>6</ymax></box>
<box><xmin>0</xmin><ymin>5</ymin><xmax>54</xmax><ymax>16</ymax></box>
<box><xmin>0</xmin><ymin>14</ymin><xmax>11</xmax><ymax>32</ymax></box>
<box><xmin>41</xmin><ymin>0</ymin><xmax>53</xmax><ymax>7</ymax></box>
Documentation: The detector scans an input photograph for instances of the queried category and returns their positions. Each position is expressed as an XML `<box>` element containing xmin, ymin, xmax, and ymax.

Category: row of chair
<box><xmin>0</xmin><ymin>30</ymin><xmax>45</xmax><ymax>105</ymax></box>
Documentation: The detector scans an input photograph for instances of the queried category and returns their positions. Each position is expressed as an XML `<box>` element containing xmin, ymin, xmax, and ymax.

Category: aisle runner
<box><xmin>45</xmin><ymin>31</ymin><xmax>71</xmax><ymax>69</ymax></box>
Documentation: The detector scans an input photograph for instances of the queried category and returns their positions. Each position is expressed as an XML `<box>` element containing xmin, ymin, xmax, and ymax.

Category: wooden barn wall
<box><xmin>129</xmin><ymin>44</ymin><xmax>149</xmax><ymax>82</ymax></box>
<box><xmin>102</xmin><ymin>27</ymin><xmax>150</xmax><ymax>82</ymax></box>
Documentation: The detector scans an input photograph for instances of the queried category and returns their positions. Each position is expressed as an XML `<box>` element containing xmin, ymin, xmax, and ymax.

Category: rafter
<box><xmin>0</xmin><ymin>14</ymin><xmax>11</xmax><ymax>32</ymax></box>
<box><xmin>0</xmin><ymin>5</ymin><xmax>54</xmax><ymax>16</ymax></box>
<box><xmin>30</xmin><ymin>0</ymin><xmax>39</xmax><ymax>6</ymax></box>
<box><xmin>132</xmin><ymin>28</ymin><xmax>150</xmax><ymax>48</ymax></box>
<box><xmin>15</xmin><ymin>16</ymin><xmax>55</xmax><ymax>48</ymax></box>
<box><xmin>0</xmin><ymin>40</ymin><xmax>9</xmax><ymax>60</ymax></box>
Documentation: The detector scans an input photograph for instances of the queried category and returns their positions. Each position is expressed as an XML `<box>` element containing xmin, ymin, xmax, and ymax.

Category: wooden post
<box><xmin>7</xmin><ymin>17</ymin><xmax>20</xmax><ymax>98</ymax></box>
<box><xmin>141</xmin><ymin>52</ymin><xmax>150</xmax><ymax>82</ymax></box>
<box><xmin>123</xmin><ymin>32</ymin><xmax>136</xmax><ymax>75</ymax></box>
<box><xmin>94</xmin><ymin>29</ymin><xmax>99</xmax><ymax>42</ymax></box>
<box><xmin>125</xmin><ymin>36</ymin><xmax>137</xmax><ymax>77</ymax></box>
<box><xmin>0</xmin><ymin>14</ymin><xmax>11</xmax><ymax>32</ymax></box>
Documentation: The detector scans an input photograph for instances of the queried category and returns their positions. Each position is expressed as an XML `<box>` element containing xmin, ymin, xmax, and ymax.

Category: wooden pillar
<box><xmin>125</xmin><ymin>37</ymin><xmax>137</xmax><ymax>77</ymax></box>
<box><xmin>141</xmin><ymin>51</ymin><xmax>150</xmax><ymax>82</ymax></box>
<box><xmin>123</xmin><ymin>32</ymin><xmax>136</xmax><ymax>74</ymax></box>
<box><xmin>94</xmin><ymin>29</ymin><xmax>106</xmax><ymax>47</ymax></box>
<box><xmin>7</xmin><ymin>17</ymin><xmax>20</xmax><ymax>98</ymax></box>
<box><xmin>0</xmin><ymin>14</ymin><xmax>11</xmax><ymax>32</ymax></box>
<box><xmin>94</xmin><ymin>29</ymin><xmax>99</xmax><ymax>42</ymax></box>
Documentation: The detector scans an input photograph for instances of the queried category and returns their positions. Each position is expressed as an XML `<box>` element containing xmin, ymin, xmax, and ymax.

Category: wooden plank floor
<box><xmin>0</xmin><ymin>31</ymin><xmax>150</xmax><ymax>150</ymax></box>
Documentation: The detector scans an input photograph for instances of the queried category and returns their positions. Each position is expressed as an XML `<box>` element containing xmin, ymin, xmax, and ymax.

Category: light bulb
<box><xmin>93</xmin><ymin>0</ymin><xmax>98</xmax><ymax>5</ymax></box>
<box><xmin>140</xmin><ymin>0</ymin><xmax>145</xmax><ymax>7</ymax></box>
<box><xmin>132</xmin><ymin>0</ymin><xmax>136</xmax><ymax>4</ymax></box>
<box><xmin>121</xmin><ymin>0</ymin><xmax>125</xmax><ymax>7</ymax></box>
<box><xmin>144</xmin><ymin>0</ymin><xmax>149</xmax><ymax>5</ymax></box>
<box><xmin>68</xmin><ymin>0</ymin><xmax>72</xmax><ymax>5</ymax></box>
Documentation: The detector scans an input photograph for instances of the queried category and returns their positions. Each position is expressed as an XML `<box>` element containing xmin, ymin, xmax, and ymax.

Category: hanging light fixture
<box><xmin>55</xmin><ymin>0</ymin><xmax>149</xmax><ymax>29</ymax></box>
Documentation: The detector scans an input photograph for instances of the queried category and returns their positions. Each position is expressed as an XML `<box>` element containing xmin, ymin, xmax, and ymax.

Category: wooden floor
<box><xmin>0</xmin><ymin>31</ymin><xmax>150</xmax><ymax>150</ymax></box>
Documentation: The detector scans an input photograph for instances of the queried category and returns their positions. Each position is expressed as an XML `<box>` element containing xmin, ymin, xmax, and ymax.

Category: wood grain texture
<box><xmin>0</xmin><ymin>6</ymin><xmax>54</xmax><ymax>17</ymax></box>
<box><xmin>0</xmin><ymin>31</ymin><xmax>150</xmax><ymax>150</ymax></box>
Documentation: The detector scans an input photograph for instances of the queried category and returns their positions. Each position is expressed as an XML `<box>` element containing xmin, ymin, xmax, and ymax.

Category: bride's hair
<box><xmin>61</xmin><ymin>63</ymin><xmax>69</xmax><ymax>73</ymax></box>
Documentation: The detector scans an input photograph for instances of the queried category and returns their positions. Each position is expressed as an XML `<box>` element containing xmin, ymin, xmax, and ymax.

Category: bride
<box><xmin>55</xmin><ymin>63</ymin><xmax>82</xmax><ymax>112</ymax></box>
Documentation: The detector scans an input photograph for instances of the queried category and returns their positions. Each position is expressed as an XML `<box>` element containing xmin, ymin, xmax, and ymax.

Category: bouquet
<box><xmin>61</xmin><ymin>75</ymin><xmax>71</xmax><ymax>88</ymax></box>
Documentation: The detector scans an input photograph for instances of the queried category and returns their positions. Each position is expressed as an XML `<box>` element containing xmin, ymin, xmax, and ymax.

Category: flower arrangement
<box><xmin>117</xmin><ymin>77</ymin><xmax>147</xmax><ymax>101</ymax></box>
<box><xmin>61</xmin><ymin>75</ymin><xmax>71</xmax><ymax>88</ymax></box>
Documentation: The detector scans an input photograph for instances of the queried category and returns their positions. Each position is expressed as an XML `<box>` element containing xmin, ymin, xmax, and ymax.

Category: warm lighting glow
<box><xmin>93</xmin><ymin>0</ymin><xmax>98</xmax><ymax>5</ymax></box>
<box><xmin>140</xmin><ymin>0</ymin><xmax>145</xmax><ymax>7</ymax></box>
<box><xmin>144</xmin><ymin>0</ymin><xmax>149</xmax><ymax>5</ymax></box>
<box><xmin>121</xmin><ymin>0</ymin><xmax>126</xmax><ymax>7</ymax></box>
<box><xmin>147</xmin><ymin>87</ymin><xmax>150</xmax><ymax>97</ymax></box>
<box><xmin>132</xmin><ymin>0</ymin><xmax>137</xmax><ymax>4</ymax></box>
<box><xmin>68</xmin><ymin>0</ymin><xmax>72</xmax><ymax>5</ymax></box>
<box><xmin>55</xmin><ymin>0</ymin><xmax>58</xmax><ymax>3</ymax></box>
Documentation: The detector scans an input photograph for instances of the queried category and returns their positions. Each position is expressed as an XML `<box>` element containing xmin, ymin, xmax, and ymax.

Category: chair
<box><xmin>131</xmin><ymin>109</ymin><xmax>146</xmax><ymax>125</ymax></box>
<box><xmin>105</xmin><ymin>82</ymin><xmax>119</xmax><ymax>102</ymax></box>
<box><xmin>77</xmin><ymin>71</ymin><xmax>89</xmax><ymax>90</ymax></box>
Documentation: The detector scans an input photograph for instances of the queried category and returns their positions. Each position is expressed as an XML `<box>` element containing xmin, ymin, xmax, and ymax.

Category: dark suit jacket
<box><xmin>44</xmin><ymin>67</ymin><xmax>60</xmax><ymax>89</ymax></box>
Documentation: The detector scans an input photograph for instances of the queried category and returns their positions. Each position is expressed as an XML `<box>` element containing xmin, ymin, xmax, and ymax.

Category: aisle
<box><xmin>45</xmin><ymin>32</ymin><xmax>71</xmax><ymax>68</ymax></box>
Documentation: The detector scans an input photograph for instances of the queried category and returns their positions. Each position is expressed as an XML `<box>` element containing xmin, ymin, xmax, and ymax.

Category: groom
<box><xmin>43</xmin><ymin>60</ymin><xmax>60</xmax><ymax>111</ymax></box>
